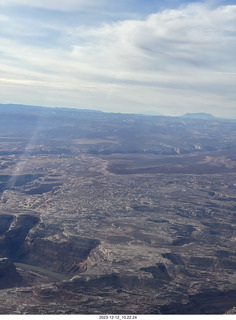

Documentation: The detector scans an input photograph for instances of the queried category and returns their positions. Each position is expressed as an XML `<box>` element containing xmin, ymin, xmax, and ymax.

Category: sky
<box><xmin>0</xmin><ymin>0</ymin><xmax>235</xmax><ymax>117</ymax></box>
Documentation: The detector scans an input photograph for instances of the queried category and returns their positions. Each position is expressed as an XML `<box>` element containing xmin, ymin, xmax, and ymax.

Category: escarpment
<box><xmin>4</xmin><ymin>214</ymin><xmax>40</xmax><ymax>259</ymax></box>
<box><xmin>0</xmin><ymin>213</ymin><xmax>101</xmax><ymax>281</ymax></box>
<box><xmin>21</xmin><ymin>236</ymin><xmax>100</xmax><ymax>275</ymax></box>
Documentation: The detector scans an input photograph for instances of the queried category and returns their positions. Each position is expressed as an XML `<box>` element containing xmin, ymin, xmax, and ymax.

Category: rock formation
<box><xmin>0</xmin><ymin>258</ymin><xmax>22</xmax><ymax>289</ymax></box>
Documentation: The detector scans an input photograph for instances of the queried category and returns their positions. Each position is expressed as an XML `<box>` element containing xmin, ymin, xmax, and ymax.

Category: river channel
<box><xmin>14</xmin><ymin>262</ymin><xmax>69</xmax><ymax>281</ymax></box>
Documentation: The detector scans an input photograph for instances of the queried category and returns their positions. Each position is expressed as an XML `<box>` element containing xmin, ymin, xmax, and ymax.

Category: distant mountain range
<box><xmin>0</xmin><ymin>103</ymin><xmax>102</xmax><ymax>115</ymax></box>
<box><xmin>0</xmin><ymin>104</ymin><xmax>226</xmax><ymax>120</ymax></box>
<box><xmin>181</xmin><ymin>113</ymin><xmax>215</xmax><ymax>119</ymax></box>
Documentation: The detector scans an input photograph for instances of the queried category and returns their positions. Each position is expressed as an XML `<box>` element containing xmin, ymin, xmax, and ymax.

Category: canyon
<box><xmin>0</xmin><ymin>104</ymin><xmax>235</xmax><ymax>314</ymax></box>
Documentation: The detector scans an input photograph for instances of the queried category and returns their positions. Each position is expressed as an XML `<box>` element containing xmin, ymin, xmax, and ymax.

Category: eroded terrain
<box><xmin>0</xmin><ymin>104</ymin><xmax>235</xmax><ymax>314</ymax></box>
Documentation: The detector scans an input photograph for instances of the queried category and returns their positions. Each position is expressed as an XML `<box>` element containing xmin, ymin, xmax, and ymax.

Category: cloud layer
<box><xmin>0</xmin><ymin>1</ymin><xmax>235</xmax><ymax>117</ymax></box>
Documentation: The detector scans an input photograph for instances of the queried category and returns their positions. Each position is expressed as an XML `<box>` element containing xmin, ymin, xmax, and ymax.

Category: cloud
<box><xmin>65</xmin><ymin>3</ymin><xmax>236</xmax><ymax>103</ymax></box>
<box><xmin>0</xmin><ymin>2</ymin><xmax>236</xmax><ymax>117</ymax></box>
<box><xmin>70</xmin><ymin>3</ymin><xmax>236</xmax><ymax>71</ymax></box>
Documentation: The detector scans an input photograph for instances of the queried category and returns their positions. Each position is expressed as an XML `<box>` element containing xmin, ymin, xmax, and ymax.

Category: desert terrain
<box><xmin>0</xmin><ymin>104</ymin><xmax>235</xmax><ymax>314</ymax></box>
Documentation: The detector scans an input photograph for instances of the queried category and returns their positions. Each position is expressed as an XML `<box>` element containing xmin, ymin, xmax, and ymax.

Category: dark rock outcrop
<box><xmin>140</xmin><ymin>263</ymin><xmax>171</xmax><ymax>281</ymax></box>
<box><xmin>0</xmin><ymin>258</ymin><xmax>22</xmax><ymax>289</ymax></box>
<box><xmin>0</xmin><ymin>215</ymin><xmax>14</xmax><ymax>236</ymax></box>
<box><xmin>4</xmin><ymin>215</ymin><xmax>40</xmax><ymax>259</ymax></box>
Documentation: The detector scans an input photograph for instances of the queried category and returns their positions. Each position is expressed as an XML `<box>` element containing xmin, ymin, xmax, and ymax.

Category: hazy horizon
<box><xmin>1</xmin><ymin>101</ymin><xmax>236</xmax><ymax>120</ymax></box>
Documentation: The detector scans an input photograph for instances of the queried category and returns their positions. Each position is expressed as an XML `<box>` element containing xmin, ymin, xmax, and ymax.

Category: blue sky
<box><xmin>0</xmin><ymin>0</ymin><xmax>235</xmax><ymax>117</ymax></box>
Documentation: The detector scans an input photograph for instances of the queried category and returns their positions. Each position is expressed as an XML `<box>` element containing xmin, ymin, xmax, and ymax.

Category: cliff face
<box><xmin>0</xmin><ymin>214</ymin><xmax>100</xmax><ymax>276</ymax></box>
<box><xmin>0</xmin><ymin>214</ymin><xmax>39</xmax><ymax>259</ymax></box>
<box><xmin>0</xmin><ymin>258</ymin><xmax>22</xmax><ymax>289</ymax></box>
<box><xmin>4</xmin><ymin>215</ymin><xmax>40</xmax><ymax>259</ymax></box>
<box><xmin>21</xmin><ymin>236</ymin><xmax>100</xmax><ymax>275</ymax></box>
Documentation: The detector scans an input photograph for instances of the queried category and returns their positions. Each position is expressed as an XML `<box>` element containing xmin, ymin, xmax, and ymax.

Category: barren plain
<box><xmin>0</xmin><ymin>104</ymin><xmax>235</xmax><ymax>314</ymax></box>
